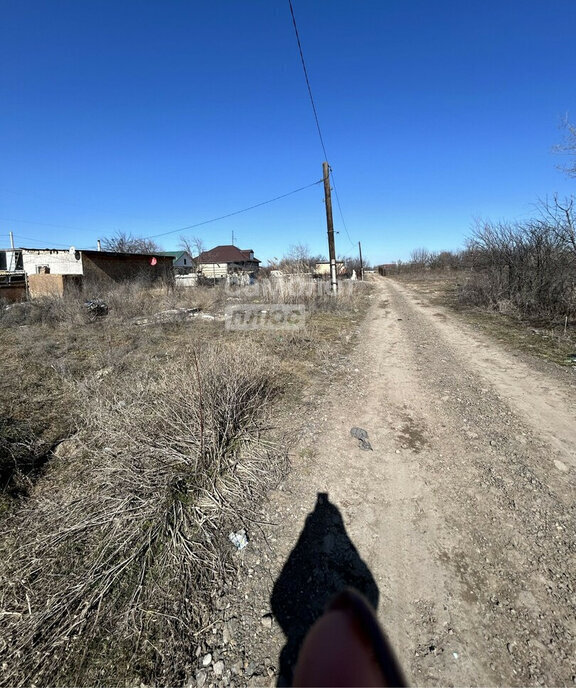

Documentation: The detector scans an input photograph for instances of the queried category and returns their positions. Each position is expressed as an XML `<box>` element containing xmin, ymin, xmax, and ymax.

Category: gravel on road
<box><xmin>191</xmin><ymin>277</ymin><xmax>576</xmax><ymax>687</ymax></box>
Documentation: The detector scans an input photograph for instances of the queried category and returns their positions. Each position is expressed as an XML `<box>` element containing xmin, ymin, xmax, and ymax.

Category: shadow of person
<box><xmin>271</xmin><ymin>492</ymin><xmax>379</xmax><ymax>686</ymax></box>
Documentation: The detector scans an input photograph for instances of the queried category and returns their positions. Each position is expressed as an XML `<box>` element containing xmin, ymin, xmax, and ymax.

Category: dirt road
<box><xmin>198</xmin><ymin>277</ymin><xmax>576</xmax><ymax>687</ymax></box>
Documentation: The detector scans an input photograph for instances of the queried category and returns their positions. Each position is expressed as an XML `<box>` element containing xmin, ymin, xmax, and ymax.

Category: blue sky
<box><xmin>1</xmin><ymin>1</ymin><xmax>575</xmax><ymax>265</ymax></box>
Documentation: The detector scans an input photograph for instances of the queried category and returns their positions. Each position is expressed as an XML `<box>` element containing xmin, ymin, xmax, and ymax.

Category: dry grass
<box><xmin>389</xmin><ymin>271</ymin><xmax>576</xmax><ymax>366</ymax></box>
<box><xmin>0</xmin><ymin>276</ymin><xmax>367</xmax><ymax>327</ymax></box>
<box><xmin>256</xmin><ymin>274</ymin><xmax>368</xmax><ymax>307</ymax></box>
<box><xmin>0</xmin><ymin>276</ymin><xmax>372</xmax><ymax>686</ymax></box>
<box><xmin>0</xmin><ymin>344</ymin><xmax>286</xmax><ymax>687</ymax></box>
<box><xmin>0</xmin><ymin>419</ymin><xmax>51</xmax><ymax>503</ymax></box>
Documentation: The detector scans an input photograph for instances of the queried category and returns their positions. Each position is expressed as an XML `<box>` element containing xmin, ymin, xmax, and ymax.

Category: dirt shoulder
<box><xmin>200</xmin><ymin>276</ymin><xmax>576</xmax><ymax>687</ymax></box>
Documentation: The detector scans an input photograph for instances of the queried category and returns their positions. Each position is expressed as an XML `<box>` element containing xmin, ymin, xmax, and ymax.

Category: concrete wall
<box><xmin>14</xmin><ymin>249</ymin><xmax>173</xmax><ymax>288</ymax></box>
<box><xmin>175</xmin><ymin>274</ymin><xmax>199</xmax><ymax>287</ymax></box>
<box><xmin>22</xmin><ymin>249</ymin><xmax>82</xmax><ymax>275</ymax></box>
<box><xmin>81</xmin><ymin>252</ymin><xmax>173</xmax><ymax>285</ymax></box>
<box><xmin>315</xmin><ymin>262</ymin><xmax>345</xmax><ymax>276</ymax></box>
<box><xmin>28</xmin><ymin>274</ymin><xmax>83</xmax><ymax>298</ymax></box>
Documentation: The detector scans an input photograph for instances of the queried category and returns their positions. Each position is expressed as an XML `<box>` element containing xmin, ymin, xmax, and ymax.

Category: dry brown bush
<box><xmin>0</xmin><ymin>419</ymin><xmax>50</xmax><ymax>499</ymax></box>
<box><xmin>0</xmin><ymin>276</ymin><xmax>369</xmax><ymax>331</ymax></box>
<box><xmin>0</xmin><ymin>294</ymin><xmax>87</xmax><ymax>327</ymax></box>
<box><xmin>99</xmin><ymin>281</ymin><xmax>226</xmax><ymax>322</ymax></box>
<box><xmin>0</xmin><ymin>273</ymin><xmax>372</xmax><ymax>686</ymax></box>
<box><xmin>0</xmin><ymin>343</ymin><xmax>287</xmax><ymax>687</ymax></box>
<box><xmin>461</xmin><ymin>216</ymin><xmax>576</xmax><ymax>323</ymax></box>
<box><xmin>241</xmin><ymin>274</ymin><xmax>371</xmax><ymax>310</ymax></box>
<box><xmin>0</xmin><ymin>280</ymin><xmax>225</xmax><ymax>329</ymax></box>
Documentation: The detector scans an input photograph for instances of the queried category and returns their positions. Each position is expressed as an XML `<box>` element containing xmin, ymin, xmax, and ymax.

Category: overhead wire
<box><xmin>2</xmin><ymin>7</ymin><xmax>354</xmax><ymax>253</ymax></box>
<box><xmin>287</xmin><ymin>0</ymin><xmax>355</xmax><ymax>249</ymax></box>
<box><xmin>143</xmin><ymin>179</ymin><xmax>323</xmax><ymax>240</ymax></box>
<box><xmin>1</xmin><ymin>180</ymin><xmax>322</xmax><ymax>248</ymax></box>
<box><xmin>288</xmin><ymin>0</ymin><xmax>329</xmax><ymax>162</ymax></box>
<box><xmin>9</xmin><ymin>234</ymin><xmax>79</xmax><ymax>249</ymax></box>
<box><xmin>329</xmin><ymin>170</ymin><xmax>355</xmax><ymax>248</ymax></box>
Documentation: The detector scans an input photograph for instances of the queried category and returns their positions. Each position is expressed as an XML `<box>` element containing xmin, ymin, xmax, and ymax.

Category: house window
<box><xmin>37</xmin><ymin>265</ymin><xmax>50</xmax><ymax>274</ymax></box>
<box><xmin>183</xmin><ymin>258</ymin><xmax>187</xmax><ymax>265</ymax></box>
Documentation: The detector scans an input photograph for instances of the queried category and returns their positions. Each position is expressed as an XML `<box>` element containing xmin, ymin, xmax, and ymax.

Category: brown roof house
<box><xmin>197</xmin><ymin>245</ymin><xmax>260</xmax><ymax>280</ymax></box>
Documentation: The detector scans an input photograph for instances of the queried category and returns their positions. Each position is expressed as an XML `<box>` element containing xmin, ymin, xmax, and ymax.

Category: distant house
<box><xmin>197</xmin><ymin>245</ymin><xmax>260</xmax><ymax>279</ymax></box>
<box><xmin>0</xmin><ymin>247</ymin><xmax>173</xmax><ymax>299</ymax></box>
<box><xmin>314</xmin><ymin>261</ymin><xmax>346</xmax><ymax>277</ymax></box>
<box><xmin>377</xmin><ymin>263</ymin><xmax>398</xmax><ymax>276</ymax></box>
<box><xmin>157</xmin><ymin>251</ymin><xmax>194</xmax><ymax>272</ymax></box>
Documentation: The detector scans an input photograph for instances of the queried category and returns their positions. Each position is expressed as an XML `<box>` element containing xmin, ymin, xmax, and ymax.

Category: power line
<box><xmin>143</xmin><ymin>179</ymin><xmax>323</xmax><ymax>240</ymax></box>
<box><xmin>1</xmin><ymin>180</ymin><xmax>323</xmax><ymax>247</ymax></box>
<box><xmin>288</xmin><ymin>0</ymin><xmax>328</xmax><ymax>162</ymax></box>
<box><xmin>329</xmin><ymin>169</ymin><xmax>355</xmax><ymax>248</ymax></box>
<box><xmin>11</xmin><ymin>234</ymin><xmax>79</xmax><ymax>249</ymax></box>
<box><xmin>287</xmin><ymin>1</ymin><xmax>355</xmax><ymax>248</ymax></box>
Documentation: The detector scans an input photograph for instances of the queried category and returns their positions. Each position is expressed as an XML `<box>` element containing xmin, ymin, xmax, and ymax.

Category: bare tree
<box><xmin>554</xmin><ymin>117</ymin><xmax>576</xmax><ymax>178</ymax></box>
<box><xmin>464</xmin><ymin>215</ymin><xmax>575</xmax><ymax>319</ymax></box>
<box><xmin>178</xmin><ymin>235</ymin><xmax>205</xmax><ymax>268</ymax></box>
<box><xmin>409</xmin><ymin>247</ymin><xmax>435</xmax><ymax>269</ymax></box>
<box><xmin>279</xmin><ymin>243</ymin><xmax>326</xmax><ymax>273</ymax></box>
<box><xmin>102</xmin><ymin>230</ymin><xmax>161</xmax><ymax>254</ymax></box>
<box><xmin>537</xmin><ymin>195</ymin><xmax>576</xmax><ymax>258</ymax></box>
<box><xmin>340</xmin><ymin>255</ymin><xmax>371</xmax><ymax>276</ymax></box>
<box><xmin>428</xmin><ymin>250</ymin><xmax>461</xmax><ymax>270</ymax></box>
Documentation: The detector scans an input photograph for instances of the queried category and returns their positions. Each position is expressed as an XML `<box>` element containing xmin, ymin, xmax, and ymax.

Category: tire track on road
<box><xmin>231</xmin><ymin>278</ymin><xmax>576</xmax><ymax>687</ymax></box>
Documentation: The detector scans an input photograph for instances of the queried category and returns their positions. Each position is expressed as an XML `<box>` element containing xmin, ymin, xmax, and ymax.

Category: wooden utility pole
<box><xmin>358</xmin><ymin>241</ymin><xmax>364</xmax><ymax>280</ymax></box>
<box><xmin>323</xmin><ymin>161</ymin><xmax>338</xmax><ymax>292</ymax></box>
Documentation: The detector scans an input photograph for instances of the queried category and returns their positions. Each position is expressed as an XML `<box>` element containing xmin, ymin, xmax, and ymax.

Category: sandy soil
<box><xmin>193</xmin><ymin>277</ymin><xmax>576</xmax><ymax>687</ymax></box>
